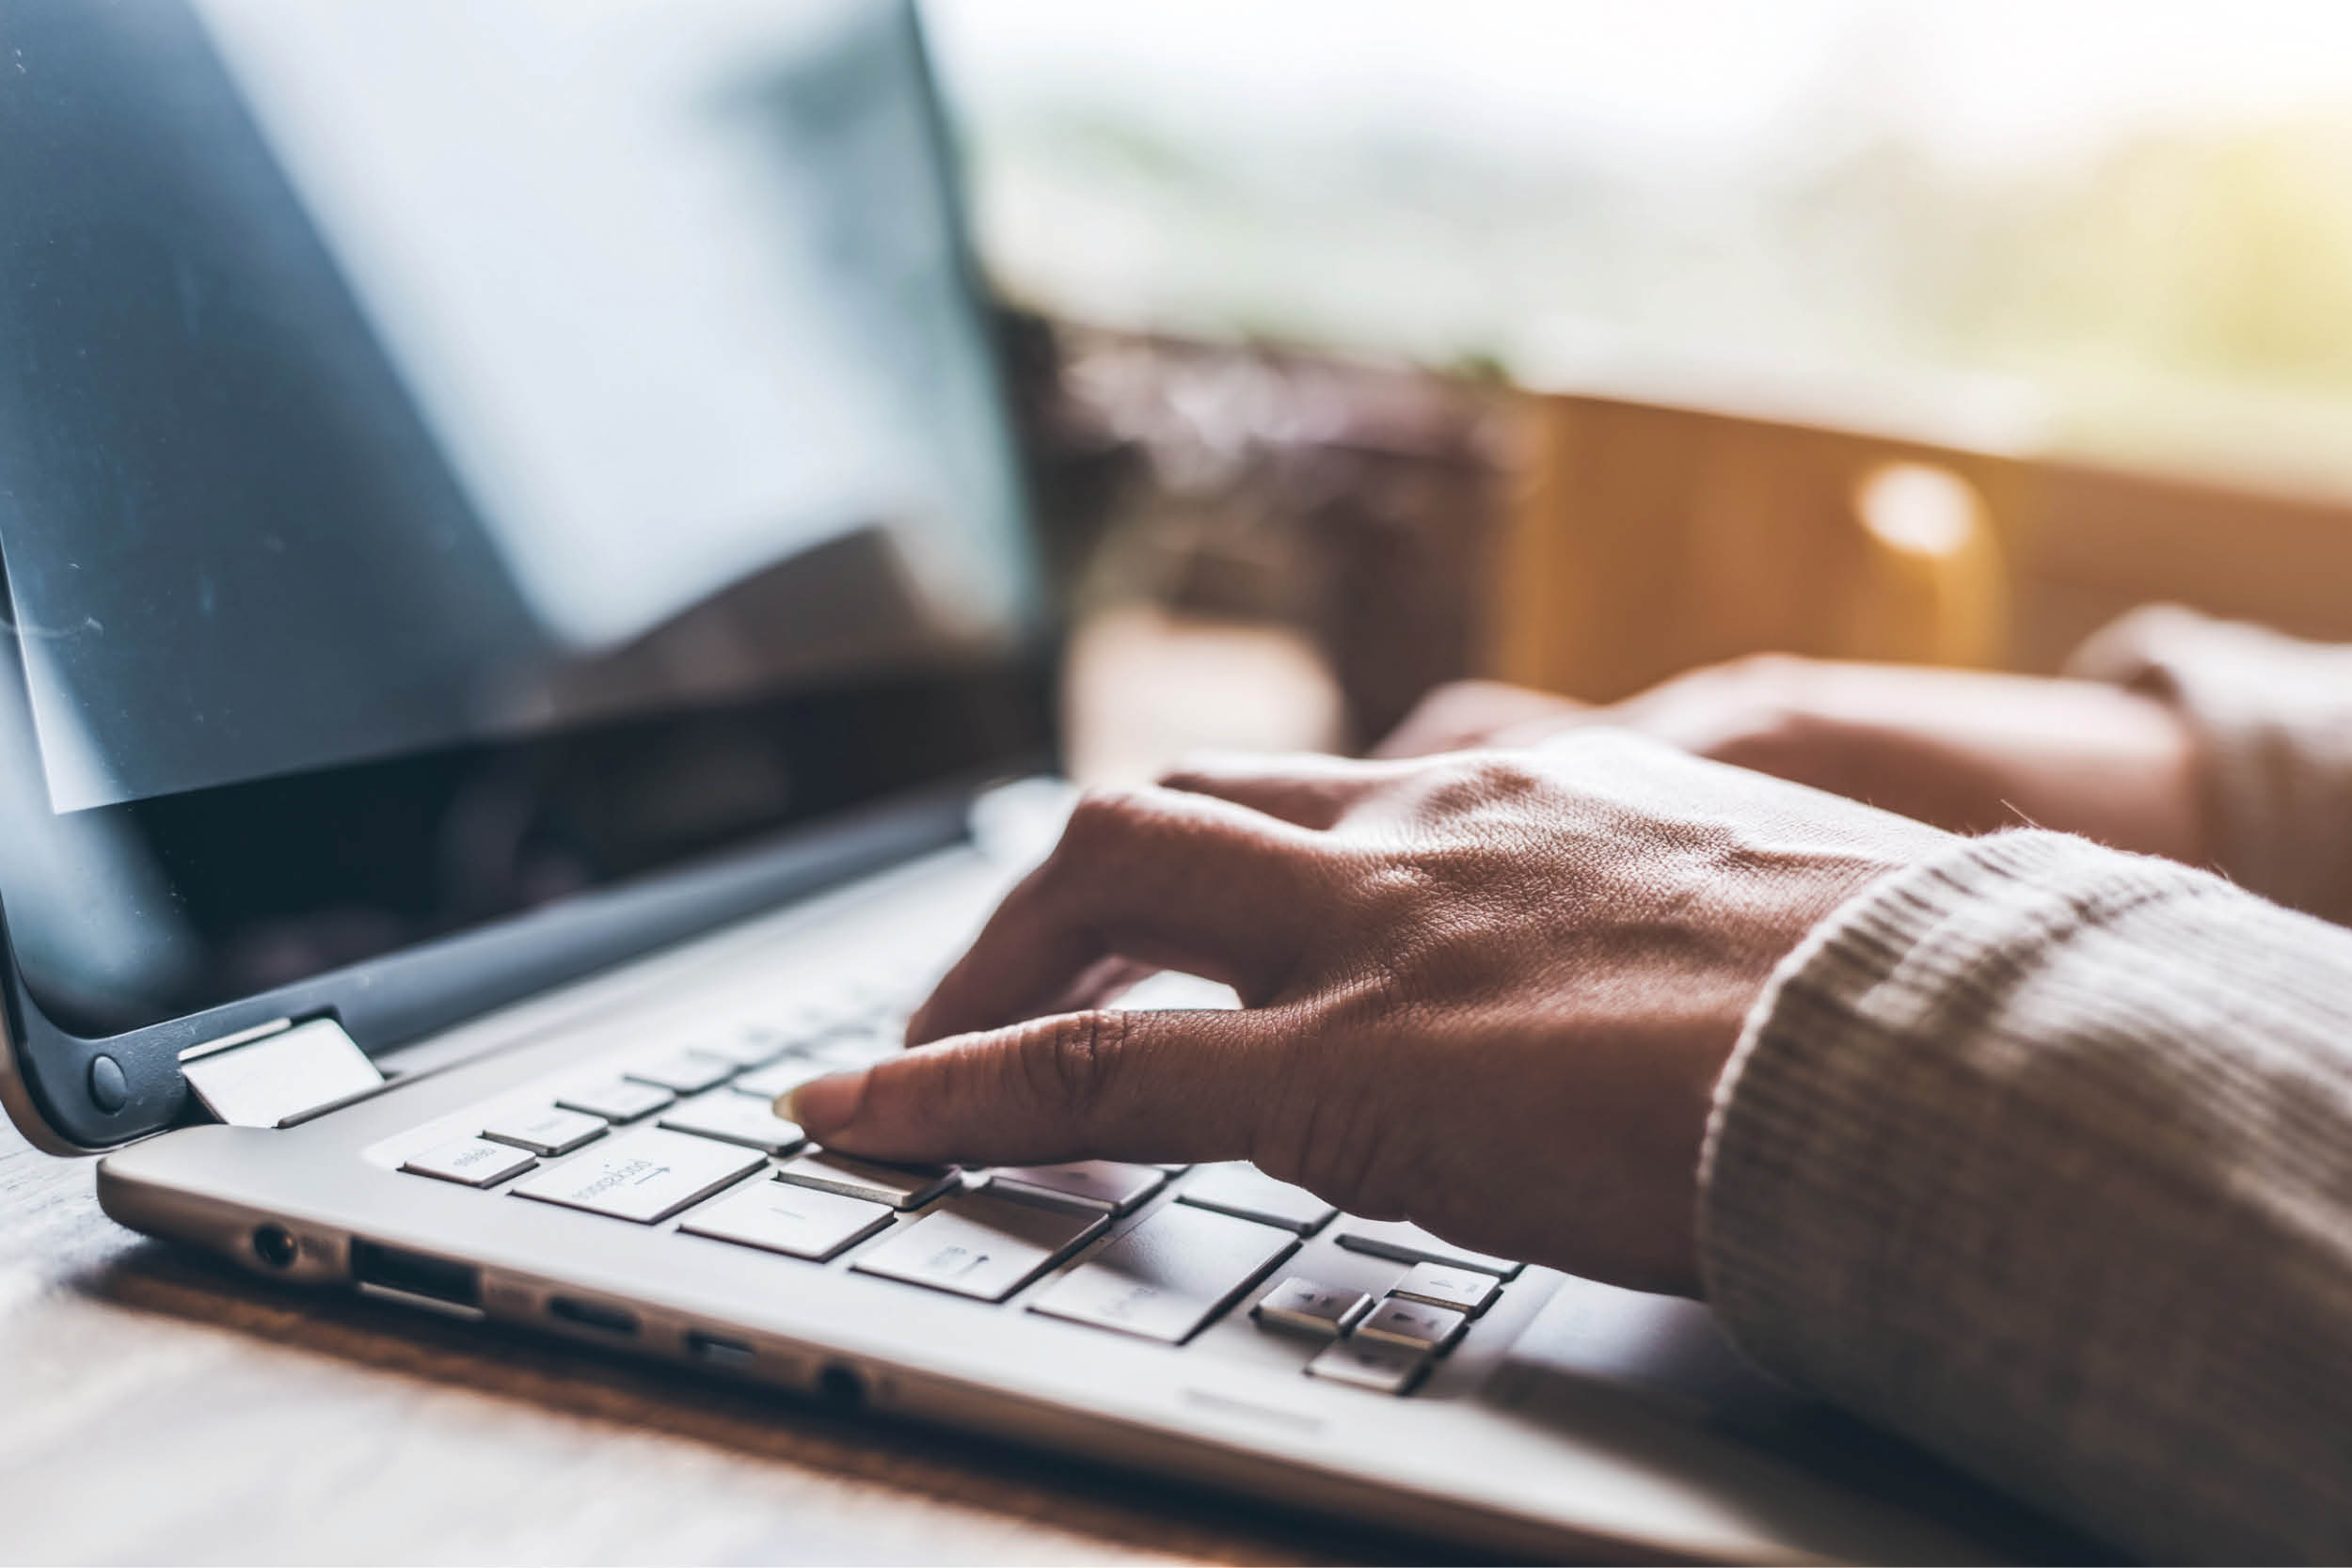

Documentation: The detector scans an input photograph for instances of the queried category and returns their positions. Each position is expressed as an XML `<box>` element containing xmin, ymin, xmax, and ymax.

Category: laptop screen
<box><xmin>0</xmin><ymin>0</ymin><xmax>1053</xmax><ymax>1038</ymax></box>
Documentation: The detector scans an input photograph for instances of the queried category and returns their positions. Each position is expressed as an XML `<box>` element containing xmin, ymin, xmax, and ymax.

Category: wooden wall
<box><xmin>1486</xmin><ymin>390</ymin><xmax>2352</xmax><ymax>697</ymax></box>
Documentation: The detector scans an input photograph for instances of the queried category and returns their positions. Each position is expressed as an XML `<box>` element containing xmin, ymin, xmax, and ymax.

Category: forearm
<box><xmin>1702</xmin><ymin>832</ymin><xmax>2352</xmax><ymax>1562</ymax></box>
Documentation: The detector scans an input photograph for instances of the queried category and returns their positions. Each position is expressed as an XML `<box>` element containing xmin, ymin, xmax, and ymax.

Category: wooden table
<box><xmin>0</xmin><ymin>615</ymin><xmax>1447</xmax><ymax>1565</ymax></box>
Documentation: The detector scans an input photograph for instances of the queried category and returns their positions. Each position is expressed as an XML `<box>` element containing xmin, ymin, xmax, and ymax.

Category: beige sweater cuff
<box><xmin>1700</xmin><ymin>828</ymin><xmax>2352</xmax><ymax>1560</ymax></box>
<box><xmin>2069</xmin><ymin>603</ymin><xmax>2352</xmax><ymax>923</ymax></box>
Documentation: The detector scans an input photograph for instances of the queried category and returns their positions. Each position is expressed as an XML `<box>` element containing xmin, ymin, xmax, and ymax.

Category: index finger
<box><xmin>909</xmin><ymin>784</ymin><xmax>1331</xmax><ymax>1044</ymax></box>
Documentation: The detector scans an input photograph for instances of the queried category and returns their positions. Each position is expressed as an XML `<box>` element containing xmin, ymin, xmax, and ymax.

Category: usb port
<box><xmin>547</xmin><ymin>1295</ymin><xmax>638</xmax><ymax>1336</ymax></box>
<box><xmin>686</xmin><ymin>1329</ymin><xmax>755</xmax><ymax>1366</ymax></box>
<box><xmin>350</xmin><ymin>1239</ymin><xmax>481</xmax><ymax>1310</ymax></box>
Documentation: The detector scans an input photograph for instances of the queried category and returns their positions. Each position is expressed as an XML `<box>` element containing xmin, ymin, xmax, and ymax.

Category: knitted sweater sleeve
<box><xmin>2069</xmin><ymin>603</ymin><xmax>2352</xmax><ymax>924</ymax></box>
<box><xmin>1702</xmin><ymin>831</ymin><xmax>2352</xmax><ymax>1563</ymax></box>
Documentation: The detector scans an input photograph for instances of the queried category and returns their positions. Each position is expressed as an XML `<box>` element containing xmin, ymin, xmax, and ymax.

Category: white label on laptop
<box><xmin>181</xmin><ymin>1018</ymin><xmax>385</xmax><ymax>1128</ymax></box>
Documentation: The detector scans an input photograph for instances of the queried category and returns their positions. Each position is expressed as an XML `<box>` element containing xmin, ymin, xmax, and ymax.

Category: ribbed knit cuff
<box><xmin>1697</xmin><ymin>829</ymin><xmax>2190</xmax><ymax>1392</ymax></box>
<box><xmin>2070</xmin><ymin>603</ymin><xmax>2352</xmax><ymax>924</ymax></box>
<box><xmin>1696</xmin><ymin>827</ymin><xmax>2352</xmax><ymax>1561</ymax></box>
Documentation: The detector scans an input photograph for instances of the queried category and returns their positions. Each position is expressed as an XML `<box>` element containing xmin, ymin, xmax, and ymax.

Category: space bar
<box><xmin>1027</xmin><ymin>1202</ymin><xmax>1295</xmax><ymax>1344</ymax></box>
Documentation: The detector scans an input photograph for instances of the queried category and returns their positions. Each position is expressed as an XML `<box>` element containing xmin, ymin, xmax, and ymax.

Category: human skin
<box><xmin>783</xmin><ymin>733</ymin><xmax>1950</xmax><ymax>1297</ymax></box>
<box><xmin>1375</xmin><ymin>658</ymin><xmax>2207</xmax><ymax>865</ymax></box>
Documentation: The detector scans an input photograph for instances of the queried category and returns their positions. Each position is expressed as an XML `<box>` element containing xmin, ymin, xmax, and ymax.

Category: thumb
<box><xmin>779</xmin><ymin>1007</ymin><xmax>1286</xmax><ymax>1167</ymax></box>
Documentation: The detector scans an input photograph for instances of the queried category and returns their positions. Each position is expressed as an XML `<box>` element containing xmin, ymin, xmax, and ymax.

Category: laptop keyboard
<box><xmin>389</xmin><ymin>991</ymin><xmax>1526</xmax><ymax>1396</ymax></box>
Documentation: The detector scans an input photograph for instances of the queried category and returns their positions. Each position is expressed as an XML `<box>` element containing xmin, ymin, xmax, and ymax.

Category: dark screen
<box><xmin>0</xmin><ymin>0</ymin><xmax>1052</xmax><ymax>1037</ymax></box>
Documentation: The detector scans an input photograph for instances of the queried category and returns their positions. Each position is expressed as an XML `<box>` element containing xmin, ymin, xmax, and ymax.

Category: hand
<box><xmin>782</xmin><ymin>734</ymin><xmax>1951</xmax><ymax>1296</ymax></box>
<box><xmin>1379</xmin><ymin>657</ymin><xmax>2206</xmax><ymax>863</ymax></box>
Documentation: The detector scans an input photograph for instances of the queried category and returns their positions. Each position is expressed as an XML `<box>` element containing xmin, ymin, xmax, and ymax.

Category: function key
<box><xmin>402</xmin><ymin>1135</ymin><xmax>537</xmax><ymax>1189</ymax></box>
<box><xmin>480</xmin><ymin>1106</ymin><xmax>607</xmax><ymax>1158</ymax></box>
<box><xmin>1252</xmin><ymin>1276</ymin><xmax>1374</xmax><ymax>1339</ymax></box>
<box><xmin>557</xmin><ymin>1080</ymin><xmax>675</xmax><ymax>1124</ymax></box>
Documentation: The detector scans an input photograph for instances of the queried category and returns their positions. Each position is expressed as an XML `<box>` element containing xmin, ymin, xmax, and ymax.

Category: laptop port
<box><xmin>547</xmin><ymin>1295</ymin><xmax>638</xmax><ymax>1336</ymax></box>
<box><xmin>350</xmin><ymin>1239</ymin><xmax>481</xmax><ymax>1309</ymax></box>
<box><xmin>685</xmin><ymin>1329</ymin><xmax>755</xmax><ymax>1366</ymax></box>
<box><xmin>818</xmin><ymin>1361</ymin><xmax>867</xmax><ymax>1407</ymax></box>
<box><xmin>250</xmin><ymin>1224</ymin><xmax>299</xmax><ymax>1269</ymax></box>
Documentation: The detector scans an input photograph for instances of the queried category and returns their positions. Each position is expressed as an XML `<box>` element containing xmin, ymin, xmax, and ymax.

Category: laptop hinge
<box><xmin>178</xmin><ymin>1017</ymin><xmax>386</xmax><ymax>1129</ymax></box>
<box><xmin>176</xmin><ymin>1016</ymin><xmax>297</xmax><ymax>1064</ymax></box>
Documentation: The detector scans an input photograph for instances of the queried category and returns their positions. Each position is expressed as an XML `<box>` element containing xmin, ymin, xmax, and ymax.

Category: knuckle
<box><xmin>1041</xmin><ymin>788</ymin><xmax>1162</xmax><ymax>888</ymax></box>
<box><xmin>1417</xmin><ymin>678</ymin><xmax>1493</xmax><ymax>719</ymax></box>
<box><xmin>1009</xmin><ymin>1008</ymin><xmax>1126</xmax><ymax>1127</ymax></box>
<box><xmin>1252</xmin><ymin>1039</ymin><xmax>1413</xmax><ymax>1216</ymax></box>
<box><xmin>1067</xmin><ymin>785</ymin><xmax>1153</xmax><ymax>837</ymax></box>
<box><xmin>1467</xmin><ymin>752</ymin><xmax>1544</xmax><ymax>797</ymax></box>
<box><xmin>1406</xmin><ymin>752</ymin><xmax>1540</xmax><ymax>822</ymax></box>
<box><xmin>1154</xmin><ymin>749</ymin><xmax>1228</xmax><ymax>790</ymax></box>
<box><xmin>1721</xmin><ymin>649</ymin><xmax>1807</xmax><ymax>687</ymax></box>
<box><xmin>1355</xmin><ymin>858</ymin><xmax>1438</xmax><ymax>925</ymax></box>
<box><xmin>1712</xmin><ymin>651</ymin><xmax>1813</xmax><ymax>714</ymax></box>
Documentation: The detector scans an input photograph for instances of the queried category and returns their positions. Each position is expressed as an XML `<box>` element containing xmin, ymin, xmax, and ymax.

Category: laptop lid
<box><xmin>0</xmin><ymin>0</ymin><xmax>1057</xmax><ymax>1151</ymax></box>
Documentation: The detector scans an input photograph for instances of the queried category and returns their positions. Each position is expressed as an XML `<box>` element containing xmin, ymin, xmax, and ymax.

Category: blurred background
<box><xmin>918</xmin><ymin>0</ymin><xmax>2352</xmax><ymax>775</ymax></box>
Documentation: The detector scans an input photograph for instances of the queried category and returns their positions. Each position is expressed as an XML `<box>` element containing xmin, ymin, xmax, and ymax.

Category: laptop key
<box><xmin>687</xmin><ymin>1030</ymin><xmax>789</xmax><ymax>1069</ymax></box>
<box><xmin>852</xmin><ymin>1193</ymin><xmax>1104</xmax><ymax>1302</ymax></box>
<box><xmin>402</xmin><ymin>1135</ymin><xmax>538</xmax><ymax>1188</ymax></box>
<box><xmin>556</xmin><ymin>1080</ymin><xmax>675</xmax><ymax>1124</ymax></box>
<box><xmin>1253</xmin><ymin>1276</ymin><xmax>1375</xmax><ymax>1338</ymax></box>
<box><xmin>679</xmin><ymin>1179</ymin><xmax>893</xmax><ymax>1260</ymax></box>
<box><xmin>732</xmin><ymin>1057</ymin><xmax>835</xmax><ymax>1101</ymax></box>
<box><xmin>800</xmin><ymin>1027</ymin><xmax>898</xmax><ymax>1065</ymax></box>
<box><xmin>1306</xmin><ymin>1337</ymin><xmax>1428</xmax><ymax>1395</ymax></box>
<box><xmin>775</xmin><ymin>1148</ymin><xmax>957</xmax><ymax>1210</ymax></box>
<box><xmin>657</xmin><ymin>1091</ymin><xmax>807</xmax><ymax>1156</ymax></box>
<box><xmin>1332</xmin><ymin>1218</ymin><xmax>1522</xmax><ymax>1278</ymax></box>
<box><xmin>623</xmin><ymin>1053</ymin><xmax>737</xmax><ymax>1095</ymax></box>
<box><xmin>989</xmin><ymin>1160</ymin><xmax>1166</xmax><ymax>1215</ymax></box>
<box><xmin>511</xmin><ymin>1127</ymin><xmax>763</xmax><ymax>1223</ymax></box>
<box><xmin>1177</xmin><ymin>1164</ymin><xmax>1336</xmax><ymax>1234</ymax></box>
<box><xmin>479</xmin><ymin>1106</ymin><xmax>607</xmax><ymax>1158</ymax></box>
<box><xmin>1354</xmin><ymin>1297</ymin><xmax>1469</xmax><ymax>1354</ymax></box>
<box><xmin>1028</xmin><ymin>1203</ymin><xmax>1295</xmax><ymax>1343</ymax></box>
<box><xmin>1389</xmin><ymin>1260</ymin><xmax>1502</xmax><ymax>1317</ymax></box>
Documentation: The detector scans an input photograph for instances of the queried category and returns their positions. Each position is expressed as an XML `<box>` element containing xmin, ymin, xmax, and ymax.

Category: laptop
<box><xmin>0</xmin><ymin>3</ymin><xmax>2068</xmax><ymax>1559</ymax></box>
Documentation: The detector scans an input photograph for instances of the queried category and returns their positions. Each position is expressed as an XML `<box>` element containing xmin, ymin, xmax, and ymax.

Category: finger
<box><xmin>1159</xmin><ymin>749</ymin><xmax>1399</xmax><ymax>830</ymax></box>
<box><xmin>908</xmin><ymin>785</ymin><xmax>1329</xmax><ymax>1042</ymax></box>
<box><xmin>786</xmin><ymin>1006</ymin><xmax>1290</xmax><ymax>1166</ymax></box>
<box><xmin>1371</xmin><ymin>680</ymin><xmax>1590</xmax><ymax>759</ymax></box>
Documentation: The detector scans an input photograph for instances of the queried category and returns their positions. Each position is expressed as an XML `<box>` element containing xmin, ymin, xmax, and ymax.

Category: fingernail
<box><xmin>777</xmin><ymin>1070</ymin><xmax>865</xmax><ymax>1136</ymax></box>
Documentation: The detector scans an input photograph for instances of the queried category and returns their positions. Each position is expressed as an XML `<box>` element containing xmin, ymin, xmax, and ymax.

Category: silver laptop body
<box><xmin>0</xmin><ymin>4</ymin><xmax>2064</xmax><ymax>1559</ymax></box>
